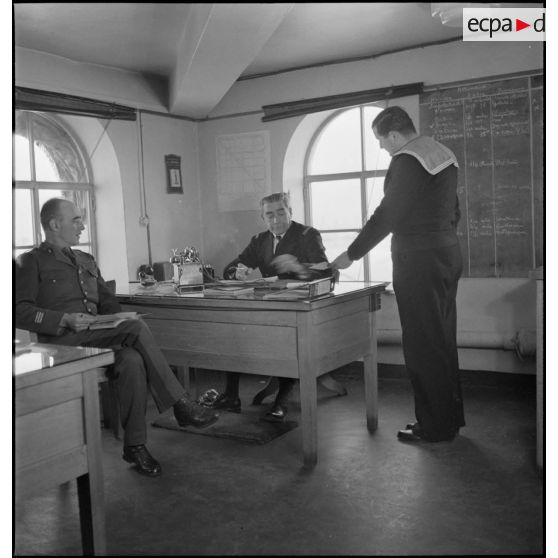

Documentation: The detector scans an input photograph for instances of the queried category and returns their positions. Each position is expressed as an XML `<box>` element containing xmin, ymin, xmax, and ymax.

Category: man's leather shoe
<box><xmin>206</xmin><ymin>393</ymin><xmax>241</xmax><ymax>413</ymax></box>
<box><xmin>262</xmin><ymin>403</ymin><xmax>286</xmax><ymax>423</ymax></box>
<box><xmin>173</xmin><ymin>395</ymin><xmax>219</xmax><ymax>428</ymax></box>
<box><xmin>122</xmin><ymin>445</ymin><xmax>162</xmax><ymax>477</ymax></box>
<box><xmin>398</xmin><ymin>423</ymin><xmax>458</xmax><ymax>443</ymax></box>
<box><xmin>397</xmin><ymin>428</ymin><xmax>425</xmax><ymax>442</ymax></box>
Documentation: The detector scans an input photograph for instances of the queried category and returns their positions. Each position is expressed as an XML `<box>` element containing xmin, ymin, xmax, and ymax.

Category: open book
<box><xmin>88</xmin><ymin>312</ymin><xmax>143</xmax><ymax>330</ymax></box>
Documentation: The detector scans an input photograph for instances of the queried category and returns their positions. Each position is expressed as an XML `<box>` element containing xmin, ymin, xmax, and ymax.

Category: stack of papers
<box><xmin>203</xmin><ymin>285</ymin><xmax>255</xmax><ymax>298</ymax></box>
<box><xmin>261</xmin><ymin>277</ymin><xmax>335</xmax><ymax>300</ymax></box>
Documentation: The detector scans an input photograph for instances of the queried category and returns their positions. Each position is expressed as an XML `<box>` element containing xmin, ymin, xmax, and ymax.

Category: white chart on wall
<box><xmin>216</xmin><ymin>131</ymin><xmax>271</xmax><ymax>211</ymax></box>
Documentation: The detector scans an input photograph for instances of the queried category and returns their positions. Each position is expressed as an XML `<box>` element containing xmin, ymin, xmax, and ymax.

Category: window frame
<box><xmin>303</xmin><ymin>104</ymin><xmax>389</xmax><ymax>282</ymax></box>
<box><xmin>13</xmin><ymin>111</ymin><xmax>98</xmax><ymax>258</ymax></box>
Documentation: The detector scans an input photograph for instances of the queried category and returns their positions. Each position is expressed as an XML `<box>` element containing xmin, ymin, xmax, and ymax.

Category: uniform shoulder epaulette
<box><xmin>16</xmin><ymin>247</ymin><xmax>39</xmax><ymax>263</ymax></box>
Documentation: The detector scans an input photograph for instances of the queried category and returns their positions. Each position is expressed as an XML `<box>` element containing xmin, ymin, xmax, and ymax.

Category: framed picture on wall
<box><xmin>165</xmin><ymin>154</ymin><xmax>183</xmax><ymax>194</ymax></box>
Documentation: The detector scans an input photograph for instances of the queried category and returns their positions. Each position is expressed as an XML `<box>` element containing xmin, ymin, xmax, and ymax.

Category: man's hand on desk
<box><xmin>59</xmin><ymin>312</ymin><xmax>100</xmax><ymax>333</ymax></box>
<box><xmin>234</xmin><ymin>263</ymin><xmax>254</xmax><ymax>281</ymax></box>
<box><xmin>331</xmin><ymin>251</ymin><xmax>353</xmax><ymax>270</ymax></box>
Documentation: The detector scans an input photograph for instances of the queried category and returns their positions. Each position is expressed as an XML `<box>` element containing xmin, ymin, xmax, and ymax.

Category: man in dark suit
<box><xmin>15</xmin><ymin>198</ymin><xmax>219</xmax><ymax>477</ymax></box>
<box><xmin>208</xmin><ymin>191</ymin><xmax>334</xmax><ymax>422</ymax></box>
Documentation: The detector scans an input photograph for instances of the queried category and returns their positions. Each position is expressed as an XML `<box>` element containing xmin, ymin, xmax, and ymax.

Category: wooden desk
<box><xmin>118</xmin><ymin>281</ymin><xmax>386</xmax><ymax>467</ymax></box>
<box><xmin>14</xmin><ymin>343</ymin><xmax>114</xmax><ymax>556</ymax></box>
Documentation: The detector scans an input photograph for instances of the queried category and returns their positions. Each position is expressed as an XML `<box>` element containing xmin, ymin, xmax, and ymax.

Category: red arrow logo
<box><xmin>516</xmin><ymin>19</ymin><xmax>530</xmax><ymax>31</ymax></box>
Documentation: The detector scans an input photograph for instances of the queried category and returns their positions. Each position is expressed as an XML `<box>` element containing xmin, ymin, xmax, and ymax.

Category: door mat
<box><xmin>151</xmin><ymin>406</ymin><xmax>298</xmax><ymax>445</ymax></box>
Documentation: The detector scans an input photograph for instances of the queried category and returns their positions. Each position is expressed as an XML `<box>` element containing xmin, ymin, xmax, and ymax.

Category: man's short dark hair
<box><xmin>260</xmin><ymin>192</ymin><xmax>291</xmax><ymax>210</ymax></box>
<box><xmin>372</xmin><ymin>106</ymin><xmax>416</xmax><ymax>137</ymax></box>
<box><xmin>40</xmin><ymin>198</ymin><xmax>68</xmax><ymax>230</ymax></box>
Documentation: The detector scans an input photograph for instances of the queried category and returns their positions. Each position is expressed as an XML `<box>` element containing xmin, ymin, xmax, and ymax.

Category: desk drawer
<box><xmin>16</xmin><ymin>397</ymin><xmax>85</xmax><ymax>470</ymax></box>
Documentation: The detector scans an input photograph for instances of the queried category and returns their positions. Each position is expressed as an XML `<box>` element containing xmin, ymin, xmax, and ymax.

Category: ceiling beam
<box><xmin>169</xmin><ymin>3</ymin><xmax>293</xmax><ymax>118</ymax></box>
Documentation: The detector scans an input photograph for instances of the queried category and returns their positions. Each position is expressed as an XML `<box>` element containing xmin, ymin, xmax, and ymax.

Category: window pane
<box><xmin>309</xmin><ymin>179</ymin><xmax>362</xmax><ymax>230</ymax></box>
<box><xmin>14</xmin><ymin>135</ymin><xmax>31</xmax><ymax>181</ymax></box>
<box><xmin>34</xmin><ymin>142</ymin><xmax>61</xmax><ymax>182</ymax></box>
<box><xmin>366</xmin><ymin>178</ymin><xmax>392</xmax><ymax>282</ymax></box>
<box><xmin>14</xmin><ymin>189</ymin><xmax>35</xmax><ymax>246</ymax></box>
<box><xmin>32</xmin><ymin>115</ymin><xmax>88</xmax><ymax>182</ymax></box>
<box><xmin>38</xmin><ymin>190</ymin><xmax>91</xmax><ymax>245</ymax></box>
<box><xmin>76</xmin><ymin>244</ymin><xmax>92</xmax><ymax>255</ymax></box>
<box><xmin>321</xmin><ymin>231</ymin><xmax>364</xmax><ymax>281</ymax></box>
<box><xmin>308</xmin><ymin>108</ymin><xmax>362</xmax><ymax>174</ymax></box>
<box><xmin>363</xmin><ymin>105</ymin><xmax>392</xmax><ymax>171</ymax></box>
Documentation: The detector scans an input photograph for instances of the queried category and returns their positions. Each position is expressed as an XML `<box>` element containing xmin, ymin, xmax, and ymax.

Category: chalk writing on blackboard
<box><xmin>420</xmin><ymin>74</ymin><xmax>543</xmax><ymax>277</ymax></box>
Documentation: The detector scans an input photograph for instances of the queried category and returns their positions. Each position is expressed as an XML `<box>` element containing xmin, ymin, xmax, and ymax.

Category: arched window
<box><xmin>13</xmin><ymin>111</ymin><xmax>96</xmax><ymax>258</ymax></box>
<box><xmin>304</xmin><ymin>104</ymin><xmax>392</xmax><ymax>282</ymax></box>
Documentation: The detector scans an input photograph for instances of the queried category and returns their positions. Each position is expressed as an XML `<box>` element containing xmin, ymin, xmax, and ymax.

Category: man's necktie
<box><xmin>273</xmin><ymin>235</ymin><xmax>282</xmax><ymax>254</ymax></box>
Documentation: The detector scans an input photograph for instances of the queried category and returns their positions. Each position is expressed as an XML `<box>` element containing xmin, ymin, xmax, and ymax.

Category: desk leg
<box><xmin>175</xmin><ymin>365</ymin><xmax>197</xmax><ymax>398</ymax></box>
<box><xmin>77</xmin><ymin>474</ymin><xmax>95</xmax><ymax>556</ymax></box>
<box><xmin>81</xmin><ymin>371</ymin><xmax>107</xmax><ymax>556</ymax></box>
<box><xmin>297</xmin><ymin>313</ymin><xmax>318</xmax><ymax>468</ymax></box>
<box><xmin>364</xmin><ymin>310</ymin><xmax>378</xmax><ymax>432</ymax></box>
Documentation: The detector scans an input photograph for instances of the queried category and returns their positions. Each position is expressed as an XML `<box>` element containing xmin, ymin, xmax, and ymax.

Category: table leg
<box><xmin>174</xmin><ymin>365</ymin><xmax>197</xmax><ymax>398</ymax></box>
<box><xmin>297</xmin><ymin>313</ymin><xmax>318</xmax><ymax>468</ymax></box>
<box><xmin>81</xmin><ymin>371</ymin><xmax>107</xmax><ymax>555</ymax></box>
<box><xmin>299</xmin><ymin>372</ymin><xmax>318</xmax><ymax>468</ymax></box>
<box><xmin>364</xmin><ymin>310</ymin><xmax>378</xmax><ymax>432</ymax></box>
<box><xmin>77</xmin><ymin>474</ymin><xmax>95</xmax><ymax>556</ymax></box>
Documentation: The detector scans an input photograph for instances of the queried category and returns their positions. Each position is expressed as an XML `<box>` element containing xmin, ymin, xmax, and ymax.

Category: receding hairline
<box><xmin>39</xmin><ymin>198</ymin><xmax>76</xmax><ymax>230</ymax></box>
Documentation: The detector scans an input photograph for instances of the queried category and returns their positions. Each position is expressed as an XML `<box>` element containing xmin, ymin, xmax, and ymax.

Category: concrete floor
<box><xmin>14</xmin><ymin>364</ymin><xmax>543</xmax><ymax>556</ymax></box>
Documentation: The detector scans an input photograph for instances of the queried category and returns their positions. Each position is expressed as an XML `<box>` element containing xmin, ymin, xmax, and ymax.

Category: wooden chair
<box><xmin>14</xmin><ymin>327</ymin><xmax>121</xmax><ymax>439</ymax></box>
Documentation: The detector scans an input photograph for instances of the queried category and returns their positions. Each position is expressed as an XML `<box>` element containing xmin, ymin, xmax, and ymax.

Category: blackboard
<box><xmin>419</xmin><ymin>74</ymin><xmax>543</xmax><ymax>277</ymax></box>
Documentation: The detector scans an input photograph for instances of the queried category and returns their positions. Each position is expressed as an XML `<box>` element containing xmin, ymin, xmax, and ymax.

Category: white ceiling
<box><xmin>13</xmin><ymin>3</ymin><xmax>531</xmax><ymax>118</ymax></box>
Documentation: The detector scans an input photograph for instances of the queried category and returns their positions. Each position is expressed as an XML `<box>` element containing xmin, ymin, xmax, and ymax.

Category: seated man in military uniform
<box><xmin>15</xmin><ymin>198</ymin><xmax>219</xmax><ymax>477</ymax></box>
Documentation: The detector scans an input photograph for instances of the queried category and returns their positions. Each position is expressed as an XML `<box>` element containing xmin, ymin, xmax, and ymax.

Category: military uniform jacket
<box><xmin>15</xmin><ymin>242</ymin><xmax>121</xmax><ymax>336</ymax></box>
<box><xmin>223</xmin><ymin>221</ymin><xmax>329</xmax><ymax>279</ymax></box>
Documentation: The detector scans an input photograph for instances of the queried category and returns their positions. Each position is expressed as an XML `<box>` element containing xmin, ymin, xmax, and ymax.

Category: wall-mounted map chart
<box><xmin>216</xmin><ymin>131</ymin><xmax>271</xmax><ymax>211</ymax></box>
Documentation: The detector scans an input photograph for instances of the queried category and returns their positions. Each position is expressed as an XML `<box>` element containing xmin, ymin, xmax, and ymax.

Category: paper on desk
<box><xmin>214</xmin><ymin>277</ymin><xmax>277</xmax><ymax>287</ymax></box>
<box><xmin>92</xmin><ymin>311</ymin><xmax>140</xmax><ymax>323</ymax></box>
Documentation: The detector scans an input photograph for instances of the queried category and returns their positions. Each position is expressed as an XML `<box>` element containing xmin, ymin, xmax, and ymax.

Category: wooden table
<box><xmin>117</xmin><ymin>281</ymin><xmax>386</xmax><ymax>467</ymax></box>
<box><xmin>14</xmin><ymin>343</ymin><xmax>114</xmax><ymax>556</ymax></box>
